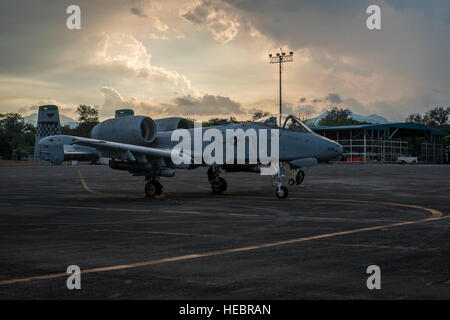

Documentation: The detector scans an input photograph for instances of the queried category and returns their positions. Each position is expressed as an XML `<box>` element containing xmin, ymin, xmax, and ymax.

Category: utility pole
<box><xmin>269</xmin><ymin>49</ymin><xmax>293</xmax><ymax>126</ymax></box>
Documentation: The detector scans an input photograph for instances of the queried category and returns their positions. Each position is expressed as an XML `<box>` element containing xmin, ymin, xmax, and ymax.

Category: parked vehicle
<box><xmin>397</xmin><ymin>156</ymin><xmax>418</xmax><ymax>164</ymax></box>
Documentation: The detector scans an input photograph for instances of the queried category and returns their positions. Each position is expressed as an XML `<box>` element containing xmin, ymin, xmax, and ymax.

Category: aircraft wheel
<box><xmin>207</xmin><ymin>167</ymin><xmax>215</xmax><ymax>181</ymax></box>
<box><xmin>288</xmin><ymin>178</ymin><xmax>295</xmax><ymax>186</ymax></box>
<box><xmin>295</xmin><ymin>170</ymin><xmax>305</xmax><ymax>185</ymax></box>
<box><xmin>145</xmin><ymin>181</ymin><xmax>160</xmax><ymax>197</ymax></box>
<box><xmin>211</xmin><ymin>177</ymin><xmax>227</xmax><ymax>193</ymax></box>
<box><xmin>155</xmin><ymin>181</ymin><xmax>163</xmax><ymax>195</ymax></box>
<box><xmin>275</xmin><ymin>186</ymin><xmax>288</xmax><ymax>199</ymax></box>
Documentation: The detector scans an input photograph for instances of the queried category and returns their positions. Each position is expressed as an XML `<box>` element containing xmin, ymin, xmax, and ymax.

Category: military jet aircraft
<box><xmin>38</xmin><ymin>113</ymin><xmax>342</xmax><ymax>199</ymax></box>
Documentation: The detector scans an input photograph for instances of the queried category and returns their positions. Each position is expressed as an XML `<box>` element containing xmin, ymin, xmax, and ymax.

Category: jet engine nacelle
<box><xmin>91</xmin><ymin>115</ymin><xmax>157</xmax><ymax>146</ymax></box>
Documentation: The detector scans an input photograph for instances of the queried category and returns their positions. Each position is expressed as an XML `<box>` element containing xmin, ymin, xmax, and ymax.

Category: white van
<box><xmin>397</xmin><ymin>156</ymin><xmax>418</xmax><ymax>165</ymax></box>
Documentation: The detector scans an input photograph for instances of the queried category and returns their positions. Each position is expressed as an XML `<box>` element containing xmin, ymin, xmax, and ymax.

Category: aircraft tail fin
<box><xmin>34</xmin><ymin>105</ymin><xmax>62</xmax><ymax>158</ymax></box>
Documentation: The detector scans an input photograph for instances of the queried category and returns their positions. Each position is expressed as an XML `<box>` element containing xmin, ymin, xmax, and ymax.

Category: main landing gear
<box><xmin>145</xmin><ymin>177</ymin><xmax>163</xmax><ymax>197</ymax></box>
<box><xmin>208</xmin><ymin>167</ymin><xmax>227</xmax><ymax>193</ymax></box>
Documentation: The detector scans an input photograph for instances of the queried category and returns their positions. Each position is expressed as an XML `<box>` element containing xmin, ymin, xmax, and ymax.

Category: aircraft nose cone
<box><xmin>324</xmin><ymin>141</ymin><xmax>343</xmax><ymax>160</ymax></box>
<box><xmin>336</xmin><ymin>143</ymin><xmax>343</xmax><ymax>155</ymax></box>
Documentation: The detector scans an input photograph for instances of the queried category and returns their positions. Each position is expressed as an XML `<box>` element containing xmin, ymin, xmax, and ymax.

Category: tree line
<box><xmin>405</xmin><ymin>106</ymin><xmax>450</xmax><ymax>133</ymax></box>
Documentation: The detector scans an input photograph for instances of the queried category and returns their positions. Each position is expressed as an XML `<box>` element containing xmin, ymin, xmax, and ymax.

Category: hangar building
<box><xmin>310</xmin><ymin>122</ymin><xmax>449</xmax><ymax>164</ymax></box>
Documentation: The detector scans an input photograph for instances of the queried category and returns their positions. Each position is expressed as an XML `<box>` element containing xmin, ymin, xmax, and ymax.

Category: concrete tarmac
<box><xmin>0</xmin><ymin>164</ymin><xmax>449</xmax><ymax>299</ymax></box>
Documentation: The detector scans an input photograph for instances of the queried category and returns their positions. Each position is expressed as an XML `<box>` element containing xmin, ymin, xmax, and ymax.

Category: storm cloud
<box><xmin>325</xmin><ymin>93</ymin><xmax>343</xmax><ymax>104</ymax></box>
<box><xmin>165</xmin><ymin>94</ymin><xmax>245</xmax><ymax>115</ymax></box>
<box><xmin>180</xmin><ymin>0</ymin><xmax>240</xmax><ymax>43</ymax></box>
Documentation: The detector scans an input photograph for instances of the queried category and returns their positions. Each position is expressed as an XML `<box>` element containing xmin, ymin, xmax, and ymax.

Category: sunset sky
<box><xmin>1</xmin><ymin>0</ymin><xmax>449</xmax><ymax>121</ymax></box>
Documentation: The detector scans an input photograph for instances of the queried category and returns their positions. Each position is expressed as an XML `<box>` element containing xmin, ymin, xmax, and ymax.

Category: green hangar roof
<box><xmin>310</xmin><ymin>122</ymin><xmax>449</xmax><ymax>137</ymax></box>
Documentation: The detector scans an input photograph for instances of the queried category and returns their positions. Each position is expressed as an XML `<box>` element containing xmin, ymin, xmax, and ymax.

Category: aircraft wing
<box><xmin>39</xmin><ymin>135</ymin><xmax>192</xmax><ymax>164</ymax></box>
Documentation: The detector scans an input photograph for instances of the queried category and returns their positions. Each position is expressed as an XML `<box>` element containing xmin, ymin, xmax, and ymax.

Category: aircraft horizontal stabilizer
<box><xmin>39</xmin><ymin>135</ymin><xmax>192</xmax><ymax>165</ymax></box>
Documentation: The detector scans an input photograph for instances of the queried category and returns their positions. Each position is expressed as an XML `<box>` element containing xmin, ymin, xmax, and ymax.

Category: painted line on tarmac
<box><xmin>186</xmin><ymin>195</ymin><xmax>443</xmax><ymax>219</ymax></box>
<box><xmin>21</xmin><ymin>204</ymin><xmax>200</xmax><ymax>214</ymax></box>
<box><xmin>288</xmin><ymin>198</ymin><xmax>443</xmax><ymax>219</ymax></box>
<box><xmin>12</xmin><ymin>201</ymin><xmax>417</xmax><ymax>224</ymax></box>
<box><xmin>215</xmin><ymin>195</ymin><xmax>444</xmax><ymax>219</ymax></box>
<box><xmin>0</xmin><ymin>215</ymin><xmax>184</xmax><ymax>231</ymax></box>
<box><xmin>424</xmin><ymin>186</ymin><xmax>450</xmax><ymax>193</ymax></box>
<box><xmin>0</xmin><ymin>202</ymin><xmax>446</xmax><ymax>286</ymax></box>
<box><xmin>162</xmin><ymin>210</ymin><xmax>204</xmax><ymax>214</ymax></box>
<box><xmin>78</xmin><ymin>170</ymin><xmax>144</xmax><ymax>199</ymax></box>
<box><xmin>18</xmin><ymin>171</ymin><xmax>442</xmax><ymax>228</ymax></box>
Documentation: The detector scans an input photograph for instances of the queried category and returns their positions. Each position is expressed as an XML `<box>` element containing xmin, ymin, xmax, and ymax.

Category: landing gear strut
<box><xmin>272</xmin><ymin>163</ymin><xmax>288</xmax><ymax>199</ymax></box>
<box><xmin>208</xmin><ymin>167</ymin><xmax>227</xmax><ymax>193</ymax></box>
<box><xmin>145</xmin><ymin>177</ymin><xmax>163</xmax><ymax>197</ymax></box>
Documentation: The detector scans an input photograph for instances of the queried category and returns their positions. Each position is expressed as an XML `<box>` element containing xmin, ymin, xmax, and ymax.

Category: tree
<box><xmin>0</xmin><ymin>113</ymin><xmax>36</xmax><ymax>159</ymax></box>
<box><xmin>406</xmin><ymin>106</ymin><xmax>450</xmax><ymax>133</ymax></box>
<box><xmin>76</xmin><ymin>105</ymin><xmax>99</xmax><ymax>123</ymax></box>
<box><xmin>324</xmin><ymin>107</ymin><xmax>351</xmax><ymax>120</ymax></box>
<box><xmin>202</xmin><ymin>118</ymin><xmax>222</xmax><ymax>127</ymax></box>
<box><xmin>423</xmin><ymin>106</ymin><xmax>450</xmax><ymax>129</ymax></box>
<box><xmin>61</xmin><ymin>124</ymin><xmax>76</xmax><ymax>135</ymax></box>
<box><xmin>252</xmin><ymin>111</ymin><xmax>271</xmax><ymax>121</ymax></box>
<box><xmin>74</xmin><ymin>105</ymin><xmax>99</xmax><ymax>137</ymax></box>
<box><xmin>184</xmin><ymin>117</ymin><xmax>196</xmax><ymax>128</ymax></box>
<box><xmin>228</xmin><ymin>116</ymin><xmax>239</xmax><ymax>123</ymax></box>
<box><xmin>318</xmin><ymin>107</ymin><xmax>368</xmax><ymax>126</ymax></box>
<box><xmin>405</xmin><ymin>113</ymin><xmax>423</xmax><ymax>124</ymax></box>
<box><xmin>295</xmin><ymin>111</ymin><xmax>311</xmax><ymax>122</ymax></box>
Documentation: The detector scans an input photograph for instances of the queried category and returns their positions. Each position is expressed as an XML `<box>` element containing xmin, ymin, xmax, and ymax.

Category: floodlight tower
<box><xmin>269</xmin><ymin>49</ymin><xmax>293</xmax><ymax>126</ymax></box>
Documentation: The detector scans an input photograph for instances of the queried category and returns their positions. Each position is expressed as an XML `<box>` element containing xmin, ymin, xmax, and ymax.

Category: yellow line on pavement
<box><xmin>0</xmin><ymin>202</ymin><xmax>446</xmax><ymax>286</ymax></box>
<box><xmin>3</xmin><ymin>171</ymin><xmax>439</xmax><ymax>287</ymax></box>
<box><xmin>78</xmin><ymin>170</ymin><xmax>144</xmax><ymax>199</ymax></box>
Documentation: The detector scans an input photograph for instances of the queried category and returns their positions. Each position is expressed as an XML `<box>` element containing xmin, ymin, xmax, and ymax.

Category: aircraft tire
<box><xmin>145</xmin><ymin>181</ymin><xmax>159</xmax><ymax>197</ymax></box>
<box><xmin>275</xmin><ymin>186</ymin><xmax>288</xmax><ymax>199</ymax></box>
<box><xmin>211</xmin><ymin>177</ymin><xmax>227</xmax><ymax>193</ymax></box>
<box><xmin>155</xmin><ymin>181</ymin><xmax>163</xmax><ymax>195</ymax></box>
<box><xmin>295</xmin><ymin>170</ymin><xmax>305</xmax><ymax>185</ymax></box>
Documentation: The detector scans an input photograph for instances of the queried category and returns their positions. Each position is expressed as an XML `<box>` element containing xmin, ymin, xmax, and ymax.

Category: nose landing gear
<box><xmin>275</xmin><ymin>185</ymin><xmax>289</xmax><ymax>199</ymax></box>
<box><xmin>271</xmin><ymin>162</ymin><xmax>289</xmax><ymax>199</ymax></box>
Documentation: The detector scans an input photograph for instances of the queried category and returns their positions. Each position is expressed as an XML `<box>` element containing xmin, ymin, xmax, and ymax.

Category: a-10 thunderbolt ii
<box><xmin>38</xmin><ymin>113</ymin><xmax>342</xmax><ymax>199</ymax></box>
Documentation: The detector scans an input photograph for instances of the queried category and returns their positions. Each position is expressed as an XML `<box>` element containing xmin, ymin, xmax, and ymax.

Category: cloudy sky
<box><xmin>1</xmin><ymin>0</ymin><xmax>449</xmax><ymax>121</ymax></box>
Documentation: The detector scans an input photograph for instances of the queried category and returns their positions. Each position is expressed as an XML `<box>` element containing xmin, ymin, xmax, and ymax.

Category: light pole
<box><xmin>269</xmin><ymin>49</ymin><xmax>293</xmax><ymax>126</ymax></box>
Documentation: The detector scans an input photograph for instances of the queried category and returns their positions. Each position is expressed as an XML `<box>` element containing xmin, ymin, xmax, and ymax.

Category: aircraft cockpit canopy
<box><xmin>282</xmin><ymin>115</ymin><xmax>312</xmax><ymax>133</ymax></box>
<box><xmin>257</xmin><ymin>114</ymin><xmax>312</xmax><ymax>133</ymax></box>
